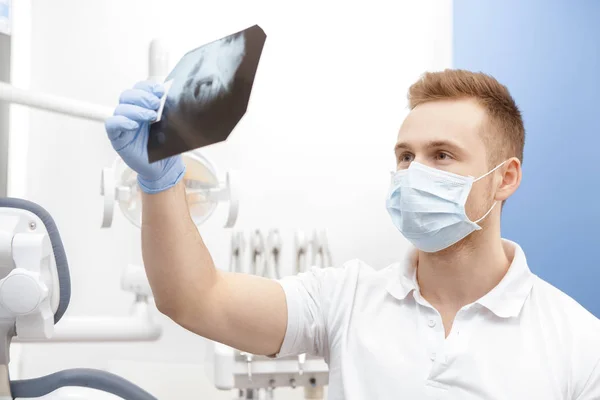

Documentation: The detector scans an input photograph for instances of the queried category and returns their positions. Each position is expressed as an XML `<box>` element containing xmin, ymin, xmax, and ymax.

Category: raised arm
<box><xmin>105</xmin><ymin>81</ymin><xmax>287</xmax><ymax>356</ymax></box>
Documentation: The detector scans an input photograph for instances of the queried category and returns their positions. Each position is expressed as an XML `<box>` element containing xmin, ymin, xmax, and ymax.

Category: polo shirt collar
<box><xmin>386</xmin><ymin>239</ymin><xmax>535</xmax><ymax>318</ymax></box>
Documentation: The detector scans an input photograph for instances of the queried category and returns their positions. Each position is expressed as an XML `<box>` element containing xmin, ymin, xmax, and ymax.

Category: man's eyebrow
<box><xmin>425</xmin><ymin>140</ymin><xmax>465</xmax><ymax>151</ymax></box>
<box><xmin>394</xmin><ymin>140</ymin><xmax>466</xmax><ymax>153</ymax></box>
<box><xmin>394</xmin><ymin>142</ymin><xmax>410</xmax><ymax>152</ymax></box>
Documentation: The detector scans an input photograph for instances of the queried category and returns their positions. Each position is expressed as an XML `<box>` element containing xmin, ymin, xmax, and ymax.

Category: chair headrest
<box><xmin>0</xmin><ymin>198</ymin><xmax>71</xmax><ymax>323</ymax></box>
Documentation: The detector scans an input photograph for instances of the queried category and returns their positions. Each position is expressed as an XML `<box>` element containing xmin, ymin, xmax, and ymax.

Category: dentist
<box><xmin>104</xmin><ymin>69</ymin><xmax>600</xmax><ymax>399</ymax></box>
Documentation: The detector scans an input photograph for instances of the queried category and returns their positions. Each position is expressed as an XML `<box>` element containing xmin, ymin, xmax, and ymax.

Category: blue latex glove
<box><xmin>105</xmin><ymin>81</ymin><xmax>186</xmax><ymax>194</ymax></box>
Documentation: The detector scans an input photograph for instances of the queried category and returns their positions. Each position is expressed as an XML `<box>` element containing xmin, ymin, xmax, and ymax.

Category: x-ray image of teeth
<box><xmin>148</xmin><ymin>24</ymin><xmax>267</xmax><ymax>162</ymax></box>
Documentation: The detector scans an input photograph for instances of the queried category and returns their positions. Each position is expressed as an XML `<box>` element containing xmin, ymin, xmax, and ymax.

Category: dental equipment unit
<box><xmin>0</xmin><ymin>39</ymin><xmax>239</xmax><ymax>344</ymax></box>
<box><xmin>0</xmin><ymin>34</ymin><xmax>332</xmax><ymax>398</ymax></box>
<box><xmin>207</xmin><ymin>229</ymin><xmax>333</xmax><ymax>400</ymax></box>
<box><xmin>0</xmin><ymin>38</ymin><xmax>239</xmax><ymax>398</ymax></box>
<box><xmin>0</xmin><ymin>197</ymin><xmax>157</xmax><ymax>399</ymax></box>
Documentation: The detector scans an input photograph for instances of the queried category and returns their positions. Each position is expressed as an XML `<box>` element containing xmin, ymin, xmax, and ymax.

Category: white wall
<box><xmin>9</xmin><ymin>0</ymin><xmax>452</xmax><ymax>398</ymax></box>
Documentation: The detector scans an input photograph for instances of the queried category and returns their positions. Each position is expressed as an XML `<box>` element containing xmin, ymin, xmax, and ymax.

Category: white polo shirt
<box><xmin>276</xmin><ymin>240</ymin><xmax>600</xmax><ymax>399</ymax></box>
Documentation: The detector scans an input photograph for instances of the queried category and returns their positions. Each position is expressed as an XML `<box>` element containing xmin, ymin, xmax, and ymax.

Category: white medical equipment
<box><xmin>100</xmin><ymin>139</ymin><xmax>239</xmax><ymax>231</ymax></box>
<box><xmin>0</xmin><ymin>63</ymin><xmax>161</xmax><ymax>343</ymax></box>
<box><xmin>0</xmin><ymin>197</ymin><xmax>158</xmax><ymax>399</ymax></box>
<box><xmin>0</xmin><ymin>39</ymin><xmax>239</xmax><ymax>344</ymax></box>
<box><xmin>0</xmin><ymin>36</ymin><xmax>331</xmax><ymax>399</ymax></box>
<box><xmin>0</xmin><ymin>38</ymin><xmax>239</xmax><ymax>398</ymax></box>
<box><xmin>207</xmin><ymin>229</ymin><xmax>333</xmax><ymax>400</ymax></box>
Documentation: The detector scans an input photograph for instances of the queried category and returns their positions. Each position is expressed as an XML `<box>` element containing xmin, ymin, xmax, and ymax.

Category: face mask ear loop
<box><xmin>473</xmin><ymin>160</ymin><xmax>508</xmax><ymax>183</ymax></box>
<box><xmin>474</xmin><ymin>200</ymin><xmax>498</xmax><ymax>224</ymax></box>
<box><xmin>471</xmin><ymin>160</ymin><xmax>508</xmax><ymax>224</ymax></box>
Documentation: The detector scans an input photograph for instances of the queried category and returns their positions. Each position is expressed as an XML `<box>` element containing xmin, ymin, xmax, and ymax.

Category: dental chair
<box><xmin>0</xmin><ymin>198</ymin><xmax>157</xmax><ymax>400</ymax></box>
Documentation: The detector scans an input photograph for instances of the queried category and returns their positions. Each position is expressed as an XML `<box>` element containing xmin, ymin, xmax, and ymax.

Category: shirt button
<box><xmin>430</xmin><ymin>352</ymin><xmax>436</xmax><ymax>361</ymax></box>
<box><xmin>428</xmin><ymin>319</ymin><xmax>436</xmax><ymax>328</ymax></box>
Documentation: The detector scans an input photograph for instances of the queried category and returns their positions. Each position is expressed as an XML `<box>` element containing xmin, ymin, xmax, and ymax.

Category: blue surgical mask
<box><xmin>386</xmin><ymin>161</ymin><xmax>507</xmax><ymax>253</ymax></box>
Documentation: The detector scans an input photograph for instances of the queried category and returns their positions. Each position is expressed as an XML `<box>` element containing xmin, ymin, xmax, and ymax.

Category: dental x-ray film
<box><xmin>148</xmin><ymin>24</ymin><xmax>267</xmax><ymax>162</ymax></box>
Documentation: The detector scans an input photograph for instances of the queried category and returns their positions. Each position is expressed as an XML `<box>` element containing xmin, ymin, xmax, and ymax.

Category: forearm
<box><xmin>141</xmin><ymin>181</ymin><xmax>217</xmax><ymax>316</ymax></box>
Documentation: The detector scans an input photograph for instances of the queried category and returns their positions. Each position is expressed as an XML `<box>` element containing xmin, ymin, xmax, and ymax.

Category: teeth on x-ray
<box><xmin>148</xmin><ymin>24</ymin><xmax>267</xmax><ymax>162</ymax></box>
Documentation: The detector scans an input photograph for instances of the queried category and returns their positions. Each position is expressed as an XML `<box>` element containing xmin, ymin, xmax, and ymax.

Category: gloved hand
<box><xmin>104</xmin><ymin>81</ymin><xmax>186</xmax><ymax>194</ymax></box>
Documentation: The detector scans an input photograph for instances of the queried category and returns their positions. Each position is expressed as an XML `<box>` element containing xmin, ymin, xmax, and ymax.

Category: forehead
<box><xmin>397</xmin><ymin>98</ymin><xmax>487</xmax><ymax>149</ymax></box>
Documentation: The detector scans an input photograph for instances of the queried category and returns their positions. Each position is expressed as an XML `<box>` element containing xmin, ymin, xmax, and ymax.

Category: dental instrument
<box><xmin>294</xmin><ymin>231</ymin><xmax>308</xmax><ymax>275</ymax></box>
<box><xmin>250</xmin><ymin>230</ymin><xmax>266</xmax><ymax>278</ymax></box>
<box><xmin>230</xmin><ymin>231</ymin><xmax>246</xmax><ymax>274</ymax></box>
<box><xmin>265</xmin><ymin>229</ymin><xmax>282</xmax><ymax>280</ymax></box>
<box><xmin>310</xmin><ymin>229</ymin><xmax>333</xmax><ymax>268</ymax></box>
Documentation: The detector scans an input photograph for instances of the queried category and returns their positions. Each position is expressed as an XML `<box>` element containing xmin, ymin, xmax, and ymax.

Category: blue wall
<box><xmin>453</xmin><ymin>1</ymin><xmax>600</xmax><ymax>316</ymax></box>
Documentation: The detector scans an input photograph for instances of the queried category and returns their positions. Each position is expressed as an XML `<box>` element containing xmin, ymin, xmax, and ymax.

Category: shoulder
<box><xmin>529</xmin><ymin>276</ymin><xmax>600</xmax><ymax>333</ymax></box>
<box><xmin>320</xmin><ymin>258</ymin><xmax>401</xmax><ymax>293</ymax></box>
<box><xmin>320</xmin><ymin>259</ymin><xmax>405</xmax><ymax>319</ymax></box>
<box><xmin>277</xmin><ymin>258</ymin><xmax>395</xmax><ymax>309</ymax></box>
<box><xmin>527</xmin><ymin>276</ymin><xmax>600</xmax><ymax>394</ymax></box>
<box><xmin>278</xmin><ymin>258</ymin><xmax>380</xmax><ymax>294</ymax></box>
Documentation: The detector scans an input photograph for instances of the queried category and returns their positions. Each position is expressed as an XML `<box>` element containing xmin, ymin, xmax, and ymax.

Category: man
<box><xmin>105</xmin><ymin>69</ymin><xmax>600</xmax><ymax>399</ymax></box>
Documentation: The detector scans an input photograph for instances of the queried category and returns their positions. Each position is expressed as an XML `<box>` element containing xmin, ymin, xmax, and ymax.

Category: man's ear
<box><xmin>495</xmin><ymin>157</ymin><xmax>522</xmax><ymax>202</ymax></box>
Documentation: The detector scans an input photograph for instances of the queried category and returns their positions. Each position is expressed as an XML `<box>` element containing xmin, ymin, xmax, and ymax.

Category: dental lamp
<box><xmin>100</xmin><ymin>146</ymin><xmax>239</xmax><ymax>231</ymax></box>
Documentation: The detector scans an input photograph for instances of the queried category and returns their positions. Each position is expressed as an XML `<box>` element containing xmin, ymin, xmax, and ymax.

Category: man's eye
<box><xmin>436</xmin><ymin>152</ymin><xmax>452</xmax><ymax>161</ymax></box>
<box><xmin>398</xmin><ymin>153</ymin><xmax>414</xmax><ymax>163</ymax></box>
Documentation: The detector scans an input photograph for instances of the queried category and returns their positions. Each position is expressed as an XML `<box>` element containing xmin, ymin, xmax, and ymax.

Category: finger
<box><xmin>113</xmin><ymin>103</ymin><xmax>157</xmax><ymax>123</ymax></box>
<box><xmin>105</xmin><ymin>115</ymin><xmax>139</xmax><ymax>141</ymax></box>
<box><xmin>133</xmin><ymin>81</ymin><xmax>165</xmax><ymax>98</ymax></box>
<box><xmin>119</xmin><ymin>88</ymin><xmax>161</xmax><ymax>110</ymax></box>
